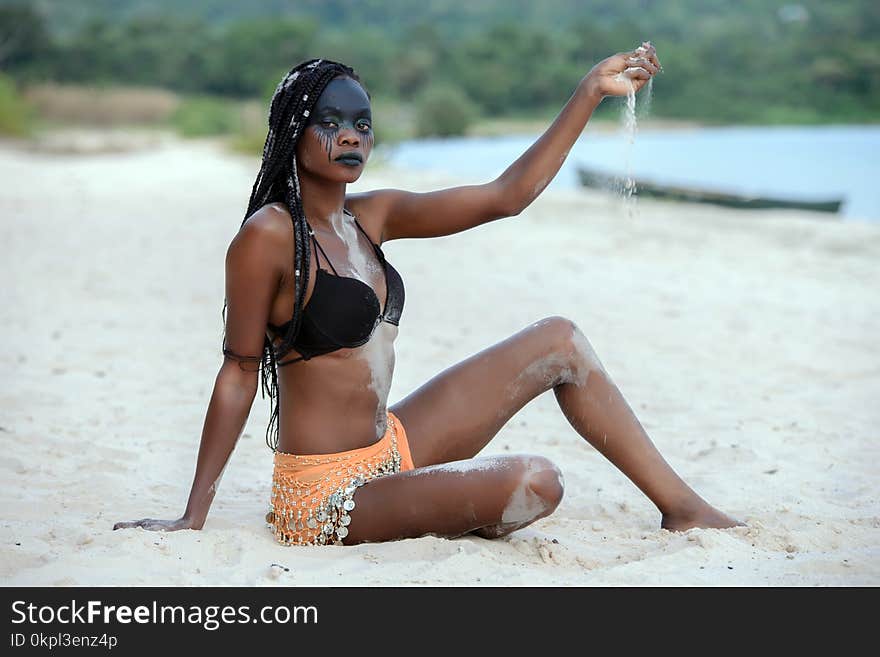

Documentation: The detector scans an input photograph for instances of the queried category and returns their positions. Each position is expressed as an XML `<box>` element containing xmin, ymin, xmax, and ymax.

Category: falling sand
<box><xmin>614</xmin><ymin>63</ymin><xmax>654</xmax><ymax>219</ymax></box>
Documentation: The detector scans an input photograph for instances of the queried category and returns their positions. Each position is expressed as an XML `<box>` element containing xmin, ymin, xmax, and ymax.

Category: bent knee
<box><xmin>533</xmin><ymin>315</ymin><xmax>603</xmax><ymax>383</ymax></box>
<box><xmin>502</xmin><ymin>456</ymin><xmax>564</xmax><ymax>524</ymax></box>
<box><xmin>525</xmin><ymin>457</ymin><xmax>564</xmax><ymax>512</ymax></box>
<box><xmin>534</xmin><ymin>315</ymin><xmax>579</xmax><ymax>349</ymax></box>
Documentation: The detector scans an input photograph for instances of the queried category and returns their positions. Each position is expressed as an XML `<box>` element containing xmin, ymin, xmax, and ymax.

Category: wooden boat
<box><xmin>576</xmin><ymin>165</ymin><xmax>844</xmax><ymax>214</ymax></box>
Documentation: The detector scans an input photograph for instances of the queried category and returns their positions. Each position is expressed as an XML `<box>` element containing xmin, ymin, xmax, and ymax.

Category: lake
<box><xmin>382</xmin><ymin>125</ymin><xmax>880</xmax><ymax>221</ymax></box>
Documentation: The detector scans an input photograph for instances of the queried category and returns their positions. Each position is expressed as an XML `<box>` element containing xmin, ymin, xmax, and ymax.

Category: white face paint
<box><xmin>357</xmin><ymin>322</ymin><xmax>397</xmax><ymax>439</ymax></box>
<box><xmin>329</xmin><ymin>211</ymin><xmax>381</xmax><ymax>284</ymax></box>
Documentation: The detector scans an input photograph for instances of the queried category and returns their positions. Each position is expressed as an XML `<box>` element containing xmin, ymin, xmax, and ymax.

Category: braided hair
<box><xmin>221</xmin><ymin>58</ymin><xmax>369</xmax><ymax>451</ymax></box>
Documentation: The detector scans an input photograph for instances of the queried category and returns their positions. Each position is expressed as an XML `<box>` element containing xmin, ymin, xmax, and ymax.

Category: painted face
<box><xmin>296</xmin><ymin>76</ymin><xmax>373</xmax><ymax>181</ymax></box>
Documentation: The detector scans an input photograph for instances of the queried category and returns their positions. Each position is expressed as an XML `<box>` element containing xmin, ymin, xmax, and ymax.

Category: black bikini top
<box><xmin>267</xmin><ymin>211</ymin><xmax>405</xmax><ymax>366</ymax></box>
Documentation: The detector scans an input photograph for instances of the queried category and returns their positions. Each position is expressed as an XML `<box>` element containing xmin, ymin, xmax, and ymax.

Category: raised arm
<box><xmin>114</xmin><ymin>208</ymin><xmax>285</xmax><ymax>532</ymax></box>
<box><xmin>360</xmin><ymin>42</ymin><xmax>660</xmax><ymax>242</ymax></box>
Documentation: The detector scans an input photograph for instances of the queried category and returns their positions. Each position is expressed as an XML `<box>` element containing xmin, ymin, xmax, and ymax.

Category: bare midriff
<box><xmin>271</xmin><ymin>321</ymin><xmax>398</xmax><ymax>455</ymax></box>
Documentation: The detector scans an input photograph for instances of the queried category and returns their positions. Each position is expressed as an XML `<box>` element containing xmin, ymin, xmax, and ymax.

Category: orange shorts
<box><xmin>266</xmin><ymin>410</ymin><xmax>415</xmax><ymax>546</ymax></box>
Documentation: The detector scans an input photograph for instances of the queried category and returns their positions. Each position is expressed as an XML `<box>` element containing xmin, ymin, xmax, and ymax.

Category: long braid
<box><xmin>221</xmin><ymin>58</ymin><xmax>366</xmax><ymax>451</ymax></box>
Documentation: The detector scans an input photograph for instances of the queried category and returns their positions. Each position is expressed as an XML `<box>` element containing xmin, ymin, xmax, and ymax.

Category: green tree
<box><xmin>414</xmin><ymin>83</ymin><xmax>478</xmax><ymax>137</ymax></box>
<box><xmin>0</xmin><ymin>4</ymin><xmax>56</xmax><ymax>79</ymax></box>
<box><xmin>213</xmin><ymin>17</ymin><xmax>318</xmax><ymax>97</ymax></box>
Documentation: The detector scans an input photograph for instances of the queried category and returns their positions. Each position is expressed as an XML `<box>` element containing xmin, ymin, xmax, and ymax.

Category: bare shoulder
<box><xmin>227</xmin><ymin>202</ymin><xmax>292</xmax><ymax>272</ymax></box>
<box><xmin>345</xmin><ymin>189</ymin><xmax>405</xmax><ymax>245</ymax></box>
<box><xmin>241</xmin><ymin>202</ymin><xmax>293</xmax><ymax>238</ymax></box>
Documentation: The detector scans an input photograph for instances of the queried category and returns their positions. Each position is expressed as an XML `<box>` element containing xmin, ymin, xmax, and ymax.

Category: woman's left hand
<box><xmin>581</xmin><ymin>41</ymin><xmax>662</xmax><ymax>99</ymax></box>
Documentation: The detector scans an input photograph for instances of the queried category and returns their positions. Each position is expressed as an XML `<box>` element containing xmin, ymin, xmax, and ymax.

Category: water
<box><xmin>382</xmin><ymin>124</ymin><xmax>880</xmax><ymax>221</ymax></box>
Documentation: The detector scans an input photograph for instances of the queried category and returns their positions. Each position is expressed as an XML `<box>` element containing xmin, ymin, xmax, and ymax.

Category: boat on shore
<box><xmin>576</xmin><ymin>165</ymin><xmax>844</xmax><ymax>214</ymax></box>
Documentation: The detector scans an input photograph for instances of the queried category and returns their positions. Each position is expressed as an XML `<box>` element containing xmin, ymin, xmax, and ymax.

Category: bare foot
<box><xmin>661</xmin><ymin>503</ymin><xmax>745</xmax><ymax>532</ymax></box>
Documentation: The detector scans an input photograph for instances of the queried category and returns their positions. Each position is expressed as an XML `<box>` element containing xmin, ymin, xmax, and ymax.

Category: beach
<box><xmin>1</xmin><ymin>130</ymin><xmax>878</xmax><ymax>586</ymax></box>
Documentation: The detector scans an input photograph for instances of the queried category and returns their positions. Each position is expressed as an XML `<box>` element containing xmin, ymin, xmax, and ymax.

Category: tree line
<box><xmin>1</xmin><ymin>0</ymin><xmax>878</xmax><ymax>128</ymax></box>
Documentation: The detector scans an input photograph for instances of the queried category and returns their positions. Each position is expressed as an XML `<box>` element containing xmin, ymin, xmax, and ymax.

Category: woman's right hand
<box><xmin>113</xmin><ymin>516</ymin><xmax>201</xmax><ymax>532</ymax></box>
<box><xmin>581</xmin><ymin>41</ymin><xmax>662</xmax><ymax>99</ymax></box>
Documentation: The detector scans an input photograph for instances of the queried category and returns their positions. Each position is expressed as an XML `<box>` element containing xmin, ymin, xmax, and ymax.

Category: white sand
<box><xmin>1</xmin><ymin>131</ymin><xmax>878</xmax><ymax>586</ymax></box>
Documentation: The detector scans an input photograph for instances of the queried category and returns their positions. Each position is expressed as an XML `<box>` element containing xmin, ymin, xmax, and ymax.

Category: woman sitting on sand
<box><xmin>115</xmin><ymin>43</ymin><xmax>741</xmax><ymax>546</ymax></box>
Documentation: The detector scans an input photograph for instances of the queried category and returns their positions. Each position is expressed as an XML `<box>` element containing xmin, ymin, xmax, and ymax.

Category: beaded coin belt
<box><xmin>266</xmin><ymin>413</ymin><xmax>403</xmax><ymax>546</ymax></box>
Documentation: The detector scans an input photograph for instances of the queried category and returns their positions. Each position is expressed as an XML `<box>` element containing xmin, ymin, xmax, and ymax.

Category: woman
<box><xmin>115</xmin><ymin>44</ymin><xmax>741</xmax><ymax>546</ymax></box>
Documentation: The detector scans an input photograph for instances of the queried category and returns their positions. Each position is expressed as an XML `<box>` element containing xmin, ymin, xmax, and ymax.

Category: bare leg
<box><xmin>550</xmin><ymin>323</ymin><xmax>741</xmax><ymax>530</ymax></box>
<box><xmin>342</xmin><ymin>454</ymin><xmax>564</xmax><ymax>544</ymax></box>
<box><xmin>391</xmin><ymin>316</ymin><xmax>741</xmax><ymax>531</ymax></box>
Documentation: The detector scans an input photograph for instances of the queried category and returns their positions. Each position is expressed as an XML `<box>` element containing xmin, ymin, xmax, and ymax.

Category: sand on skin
<box><xmin>0</xmin><ymin>130</ymin><xmax>878</xmax><ymax>585</ymax></box>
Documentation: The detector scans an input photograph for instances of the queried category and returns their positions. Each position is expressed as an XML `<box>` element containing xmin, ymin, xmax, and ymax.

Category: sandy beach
<box><xmin>1</xmin><ymin>130</ymin><xmax>878</xmax><ymax>586</ymax></box>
